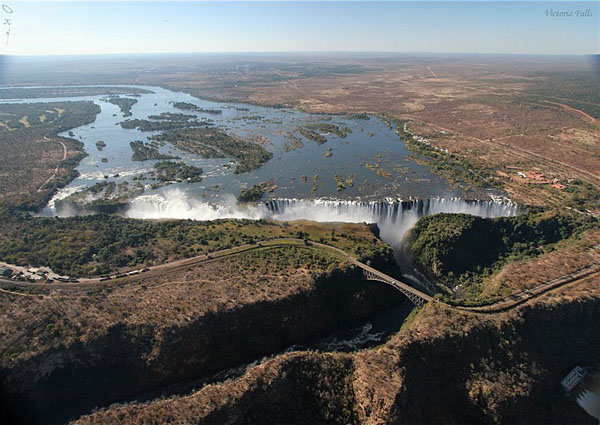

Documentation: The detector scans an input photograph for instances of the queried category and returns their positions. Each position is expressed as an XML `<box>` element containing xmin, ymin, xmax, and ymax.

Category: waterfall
<box><xmin>263</xmin><ymin>198</ymin><xmax>519</xmax><ymax>271</ymax></box>
<box><xmin>124</xmin><ymin>189</ymin><xmax>519</xmax><ymax>254</ymax></box>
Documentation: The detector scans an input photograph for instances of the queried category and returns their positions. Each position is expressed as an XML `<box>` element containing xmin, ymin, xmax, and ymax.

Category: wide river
<box><xmin>1</xmin><ymin>84</ymin><xmax>518</xmax><ymax>250</ymax></box>
<box><xmin>3</xmin><ymin>85</ymin><xmax>472</xmax><ymax>203</ymax></box>
<box><xmin>1</xmin><ymin>85</ymin><xmax>520</xmax><ymax>389</ymax></box>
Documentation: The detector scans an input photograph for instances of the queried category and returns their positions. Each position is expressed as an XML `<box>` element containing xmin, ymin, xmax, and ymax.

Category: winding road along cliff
<box><xmin>2</xmin><ymin>237</ymin><xmax>596</xmax><ymax>312</ymax></box>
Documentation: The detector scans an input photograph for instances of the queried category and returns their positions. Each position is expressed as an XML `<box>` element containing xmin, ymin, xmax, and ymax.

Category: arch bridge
<box><xmin>360</xmin><ymin>266</ymin><xmax>433</xmax><ymax>307</ymax></box>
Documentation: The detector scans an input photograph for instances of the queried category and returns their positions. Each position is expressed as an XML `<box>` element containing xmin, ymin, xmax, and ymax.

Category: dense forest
<box><xmin>406</xmin><ymin>210</ymin><xmax>595</xmax><ymax>302</ymax></box>
<box><xmin>238</xmin><ymin>185</ymin><xmax>265</xmax><ymax>202</ymax></box>
<box><xmin>151</xmin><ymin>127</ymin><xmax>272</xmax><ymax>173</ymax></box>
<box><xmin>153</xmin><ymin>160</ymin><xmax>203</xmax><ymax>182</ymax></box>
<box><xmin>105</xmin><ymin>97</ymin><xmax>137</xmax><ymax>117</ymax></box>
<box><xmin>0</xmin><ymin>209</ymin><xmax>393</xmax><ymax>277</ymax></box>
<box><xmin>120</xmin><ymin>118</ymin><xmax>205</xmax><ymax>132</ymax></box>
<box><xmin>171</xmin><ymin>101</ymin><xmax>222</xmax><ymax>114</ymax></box>
<box><xmin>129</xmin><ymin>140</ymin><xmax>177</xmax><ymax>161</ymax></box>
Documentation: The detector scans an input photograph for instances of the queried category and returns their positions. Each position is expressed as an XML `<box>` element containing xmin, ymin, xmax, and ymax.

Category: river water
<box><xmin>2</xmin><ymin>85</ymin><xmax>521</xmax><ymax>413</ymax></box>
<box><xmin>124</xmin><ymin>301</ymin><xmax>415</xmax><ymax>409</ymax></box>
<box><xmin>0</xmin><ymin>84</ymin><xmax>519</xmax><ymax>248</ymax></box>
<box><xmin>1</xmin><ymin>84</ymin><xmax>520</xmax><ymax>277</ymax></box>
<box><xmin>2</xmin><ymin>84</ymin><xmax>475</xmax><ymax>206</ymax></box>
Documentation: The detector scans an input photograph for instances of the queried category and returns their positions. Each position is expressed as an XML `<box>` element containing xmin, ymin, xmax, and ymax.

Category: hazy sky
<box><xmin>1</xmin><ymin>1</ymin><xmax>598</xmax><ymax>55</ymax></box>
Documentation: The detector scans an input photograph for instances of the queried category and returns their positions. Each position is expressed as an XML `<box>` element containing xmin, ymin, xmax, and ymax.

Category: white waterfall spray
<box><xmin>125</xmin><ymin>188</ymin><xmax>519</xmax><ymax>252</ymax></box>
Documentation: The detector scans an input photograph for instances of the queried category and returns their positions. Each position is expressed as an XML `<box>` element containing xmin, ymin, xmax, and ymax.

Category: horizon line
<box><xmin>4</xmin><ymin>51</ymin><xmax>599</xmax><ymax>58</ymax></box>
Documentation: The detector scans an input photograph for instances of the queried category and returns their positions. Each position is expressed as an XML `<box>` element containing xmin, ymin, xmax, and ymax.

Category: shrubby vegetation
<box><xmin>298</xmin><ymin>127</ymin><xmax>327</xmax><ymax>144</ymax></box>
<box><xmin>234</xmin><ymin>246</ymin><xmax>341</xmax><ymax>275</ymax></box>
<box><xmin>1</xmin><ymin>86</ymin><xmax>152</xmax><ymax>99</ymax></box>
<box><xmin>171</xmin><ymin>101</ymin><xmax>222</xmax><ymax>114</ymax></box>
<box><xmin>120</xmin><ymin>109</ymin><xmax>271</xmax><ymax>173</ymax></box>
<box><xmin>334</xmin><ymin>175</ymin><xmax>345</xmax><ymax>191</ymax></box>
<box><xmin>407</xmin><ymin>210</ymin><xmax>596</xmax><ymax>303</ymax></box>
<box><xmin>151</xmin><ymin>127</ymin><xmax>273</xmax><ymax>173</ymax></box>
<box><xmin>238</xmin><ymin>180</ymin><xmax>278</xmax><ymax>203</ymax></box>
<box><xmin>129</xmin><ymin>140</ymin><xmax>178</xmax><ymax>161</ymax></box>
<box><xmin>296</xmin><ymin>123</ymin><xmax>352</xmax><ymax>145</ymax></box>
<box><xmin>0</xmin><ymin>101</ymin><xmax>100</xmax><ymax>209</ymax></box>
<box><xmin>283</xmin><ymin>132</ymin><xmax>304</xmax><ymax>152</ymax></box>
<box><xmin>0</xmin><ymin>102</ymin><xmax>99</xmax><ymax>133</ymax></box>
<box><xmin>515</xmin><ymin>70</ymin><xmax>600</xmax><ymax>119</ymax></box>
<box><xmin>105</xmin><ymin>97</ymin><xmax>137</xmax><ymax>117</ymax></box>
<box><xmin>563</xmin><ymin>179</ymin><xmax>600</xmax><ymax>211</ymax></box>
<box><xmin>234</xmin><ymin>115</ymin><xmax>264</xmax><ymax>121</ymax></box>
<box><xmin>153</xmin><ymin>161</ymin><xmax>203</xmax><ymax>182</ymax></box>
<box><xmin>147</xmin><ymin>112</ymin><xmax>196</xmax><ymax>121</ymax></box>
<box><xmin>346</xmin><ymin>113</ymin><xmax>370</xmax><ymax>120</ymax></box>
<box><xmin>238</xmin><ymin>185</ymin><xmax>265</xmax><ymax>202</ymax></box>
<box><xmin>120</xmin><ymin>118</ymin><xmax>205</xmax><ymax>132</ymax></box>
<box><xmin>0</xmin><ymin>210</ymin><xmax>393</xmax><ymax>277</ymax></box>
<box><xmin>393</xmin><ymin>119</ymin><xmax>493</xmax><ymax>190</ymax></box>
<box><xmin>305</xmin><ymin>123</ymin><xmax>352</xmax><ymax>138</ymax></box>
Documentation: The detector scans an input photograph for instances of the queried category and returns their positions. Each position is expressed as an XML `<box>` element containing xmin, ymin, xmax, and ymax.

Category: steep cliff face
<box><xmin>204</xmin><ymin>353</ymin><xmax>360</xmax><ymax>425</ymax></box>
<box><xmin>401</xmin><ymin>211</ymin><xmax>595</xmax><ymax>305</ymax></box>
<box><xmin>0</xmin><ymin>267</ymin><xmax>403</xmax><ymax>425</ymax></box>
<box><xmin>74</xmin><ymin>351</ymin><xmax>361</xmax><ymax>425</ymax></box>
<box><xmin>75</xmin><ymin>283</ymin><xmax>600</xmax><ymax>425</ymax></box>
<box><xmin>403</xmin><ymin>211</ymin><xmax>585</xmax><ymax>284</ymax></box>
<box><xmin>353</xmin><ymin>295</ymin><xmax>600</xmax><ymax>425</ymax></box>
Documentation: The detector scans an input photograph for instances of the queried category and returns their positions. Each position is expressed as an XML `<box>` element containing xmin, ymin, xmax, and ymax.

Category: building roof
<box><xmin>562</xmin><ymin>366</ymin><xmax>587</xmax><ymax>392</ymax></box>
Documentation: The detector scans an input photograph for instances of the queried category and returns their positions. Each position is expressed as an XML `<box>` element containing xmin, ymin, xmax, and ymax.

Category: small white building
<box><xmin>562</xmin><ymin>366</ymin><xmax>587</xmax><ymax>394</ymax></box>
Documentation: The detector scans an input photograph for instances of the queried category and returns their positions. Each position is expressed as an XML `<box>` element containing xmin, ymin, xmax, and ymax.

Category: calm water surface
<box><xmin>2</xmin><ymin>85</ymin><xmax>471</xmax><ymax>208</ymax></box>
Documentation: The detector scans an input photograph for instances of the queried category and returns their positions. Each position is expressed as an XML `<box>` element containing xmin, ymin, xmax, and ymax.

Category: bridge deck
<box><xmin>356</xmin><ymin>262</ymin><xmax>433</xmax><ymax>306</ymax></box>
<box><xmin>0</xmin><ymin>237</ymin><xmax>434</xmax><ymax>305</ymax></box>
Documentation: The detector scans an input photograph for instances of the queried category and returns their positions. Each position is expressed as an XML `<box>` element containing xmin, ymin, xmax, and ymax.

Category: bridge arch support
<box><xmin>362</xmin><ymin>269</ymin><xmax>430</xmax><ymax>307</ymax></box>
